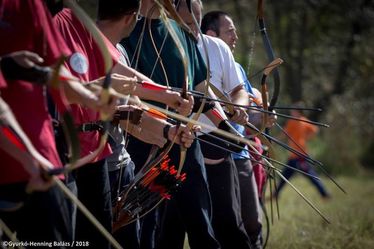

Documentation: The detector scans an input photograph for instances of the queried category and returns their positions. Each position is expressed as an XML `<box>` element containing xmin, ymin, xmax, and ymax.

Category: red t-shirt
<box><xmin>0</xmin><ymin>0</ymin><xmax>70</xmax><ymax>184</ymax></box>
<box><xmin>54</xmin><ymin>8</ymin><xmax>120</xmax><ymax>161</ymax></box>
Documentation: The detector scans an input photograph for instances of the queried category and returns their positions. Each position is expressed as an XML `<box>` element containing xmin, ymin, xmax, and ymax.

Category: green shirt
<box><xmin>121</xmin><ymin>17</ymin><xmax>207</xmax><ymax>90</ymax></box>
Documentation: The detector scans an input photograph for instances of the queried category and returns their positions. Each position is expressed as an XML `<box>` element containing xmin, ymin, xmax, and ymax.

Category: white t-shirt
<box><xmin>196</xmin><ymin>34</ymin><xmax>245</xmax><ymax>133</ymax></box>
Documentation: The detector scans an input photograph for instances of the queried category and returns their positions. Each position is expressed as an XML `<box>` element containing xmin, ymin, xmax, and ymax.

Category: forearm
<box><xmin>230</xmin><ymin>85</ymin><xmax>249</xmax><ymax>106</ymax></box>
<box><xmin>134</xmin><ymin>86</ymin><xmax>176</xmax><ymax>105</ymax></box>
<box><xmin>112</xmin><ymin>61</ymin><xmax>153</xmax><ymax>83</ymax></box>
<box><xmin>119</xmin><ymin>111</ymin><xmax>168</xmax><ymax>147</ymax></box>
<box><xmin>59</xmin><ymin>66</ymin><xmax>99</xmax><ymax>109</ymax></box>
<box><xmin>113</xmin><ymin>62</ymin><xmax>175</xmax><ymax>104</ymax></box>
<box><xmin>63</xmin><ymin>80</ymin><xmax>99</xmax><ymax>108</ymax></box>
<box><xmin>195</xmin><ymin>82</ymin><xmax>228</xmax><ymax>126</ymax></box>
<box><xmin>0</xmin><ymin>132</ymin><xmax>39</xmax><ymax>176</ymax></box>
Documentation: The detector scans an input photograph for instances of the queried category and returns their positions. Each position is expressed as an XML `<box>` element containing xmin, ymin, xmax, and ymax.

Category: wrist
<box><xmin>161</xmin><ymin>89</ymin><xmax>172</xmax><ymax>105</ymax></box>
<box><xmin>163</xmin><ymin>123</ymin><xmax>171</xmax><ymax>140</ymax></box>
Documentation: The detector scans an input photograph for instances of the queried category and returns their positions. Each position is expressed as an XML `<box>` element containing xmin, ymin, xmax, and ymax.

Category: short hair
<box><xmin>97</xmin><ymin>0</ymin><xmax>140</xmax><ymax>21</ymax></box>
<box><xmin>201</xmin><ymin>10</ymin><xmax>229</xmax><ymax>35</ymax></box>
<box><xmin>45</xmin><ymin>0</ymin><xmax>64</xmax><ymax>17</ymax></box>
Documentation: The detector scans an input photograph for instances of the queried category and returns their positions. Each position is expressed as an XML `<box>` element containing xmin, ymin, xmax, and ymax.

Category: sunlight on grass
<box><xmin>265</xmin><ymin>175</ymin><xmax>374</xmax><ymax>249</ymax></box>
<box><xmin>184</xmin><ymin>175</ymin><xmax>374</xmax><ymax>249</ymax></box>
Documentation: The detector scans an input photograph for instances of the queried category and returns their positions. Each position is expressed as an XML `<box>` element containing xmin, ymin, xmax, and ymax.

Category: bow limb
<box><xmin>256</xmin><ymin>2</ymin><xmax>283</xmax><ymax>238</ymax></box>
<box><xmin>175</xmin><ymin>0</ymin><xmax>210</xmax><ymax>175</ymax></box>
<box><xmin>162</xmin><ymin>0</ymin><xmax>194</xmax><ymax>37</ymax></box>
<box><xmin>205</xmin><ymin>63</ymin><xmax>282</xmax><ymax>158</ymax></box>
<box><xmin>59</xmin><ymin>2</ymin><xmax>123</xmax><ymax>248</ymax></box>
<box><xmin>113</xmin><ymin>2</ymin><xmax>189</xmax><ymax>225</ymax></box>
<box><xmin>185</xmin><ymin>0</ymin><xmax>210</xmax><ymax>117</ymax></box>
<box><xmin>141</xmin><ymin>3</ymin><xmax>174</xmax><ymax>172</ymax></box>
<box><xmin>98</xmin><ymin>88</ymin><xmax>263</xmax><ymax>151</ymax></box>
<box><xmin>133</xmin><ymin>8</ymin><xmax>180</xmax><ymax>176</ymax></box>
<box><xmin>257</xmin><ymin>58</ymin><xmax>283</xmax><ymax>135</ymax></box>
<box><xmin>257</xmin><ymin>0</ymin><xmax>281</xmax><ymax>111</ymax></box>
<box><xmin>129</xmin><ymin>1</ymin><xmax>186</xmax><ymax>173</ymax></box>
<box><xmin>0</xmin><ymin>98</ymin><xmax>54</xmax><ymax>172</ymax></box>
<box><xmin>45</xmin><ymin>56</ymin><xmax>105</xmax><ymax>174</ymax></box>
<box><xmin>0</xmin><ymin>219</ymin><xmax>24</xmax><ymax>249</ymax></box>
<box><xmin>154</xmin><ymin>1</ymin><xmax>199</xmax><ymax>176</ymax></box>
<box><xmin>48</xmin><ymin>57</ymin><xmax>97</xmax><ymax>173</ymax></box>
<box><xmin>47</xmin><ymin>56</ymin><xmax>82</xmax><ymax>166</ymax></box>
<box><xmin>62</xmin><ymin>0</ymin><xmax>114</xmax><ymax>172</ymax></box>
<box><xmin>0</xmin><ymin>94</ymin><xmax>125</xmax><ymax>246</ymax></box>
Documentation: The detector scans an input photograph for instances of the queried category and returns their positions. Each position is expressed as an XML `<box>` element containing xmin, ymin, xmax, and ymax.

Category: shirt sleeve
<box><xmin>219</xmin><ymin>40</ymin><xmax>245</xmax><ymax>94</ymax></box>
<box><xmin>0</xmin><ymin>0</ymin><xmax>70</xmax><ymax>65</ymax></box>
<box><xmin>236</xmin><ymin>62</ymin><xmax>254</xmax><ymax>94</ymax></box>
<box><xmin>184</xmin><ymin>34</ymin><xmax>207</xmax><ymax>90</ymax></box>
<box><xmin>34</xmin><ymin>1</ymin><xmax>72</xmax><ymax>66</ymax></box>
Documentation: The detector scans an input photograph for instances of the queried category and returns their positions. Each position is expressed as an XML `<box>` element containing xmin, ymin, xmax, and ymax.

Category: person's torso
<box><xmin>0</xmin><ymin>0</ymin><xmax>69</xmax><ymax>184</ymax></box>
<box><xmin>54</xmin><ymin>8</ymin><xmax>121</xmax><ymax>160</ymax></box>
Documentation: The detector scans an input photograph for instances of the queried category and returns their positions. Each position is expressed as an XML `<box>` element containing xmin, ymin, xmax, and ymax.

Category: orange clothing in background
<box><xmin>284</xmin><ymin>116</ymin><xmax>318</xmax><ymax>159</ymax></box>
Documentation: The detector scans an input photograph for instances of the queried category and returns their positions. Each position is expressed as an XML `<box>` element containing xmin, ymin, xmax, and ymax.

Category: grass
<box><xmin>184</xmin><ymin>174</ymin><xmax>374</xmax><ymax>249</ymax></box>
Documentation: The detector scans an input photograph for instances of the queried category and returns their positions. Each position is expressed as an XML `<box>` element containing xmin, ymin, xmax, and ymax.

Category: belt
<box><xmin>204</xmin><ymin>157</ymin><xmax>225</xmax><ymax>165</ymax></box>
<box><xmin>77</xmin><ymin>122</ymin><xmax>104</xmax><ymax>133</ymax></box>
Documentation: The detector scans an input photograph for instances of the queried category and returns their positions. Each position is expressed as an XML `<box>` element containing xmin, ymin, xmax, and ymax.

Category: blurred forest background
<box><xmin>80</xmin><ymin>0</ymin><xmax>374</xmax><ymax>175</ymax></box>
<box><xmin>196</xmin><ymin>0</ymin><xmax>374</xmax><ymax>176</ymax></box>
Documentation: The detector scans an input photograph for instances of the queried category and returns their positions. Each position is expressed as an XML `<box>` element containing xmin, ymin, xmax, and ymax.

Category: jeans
<box><xmin>275</xmin><ymin>157</ymin><xmax>329</xmax><ymax>198</ymax></box>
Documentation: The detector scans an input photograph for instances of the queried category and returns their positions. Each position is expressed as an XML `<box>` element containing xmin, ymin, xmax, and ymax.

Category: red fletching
<box><xmin>162</xmin><ymin>193</ymin><xmax>172</xmax><ymax>200</ymax></box>
<box><xmin>1</xmin><ymin>126</ymin><xmax>27</xmax><ymax>151</ymax></box>
<box><xmin>148</xmin><ymin>182</ymin><xmax>172</xmax><ymax>200</ymax></box>
<box><xmin>211</xmin><ymin>108</ymin><xmax>225</xmax><ymax>121</ymax></box>
<box><xmin>58</xmin><ymin>75</ymin><xmax>71</xmax><ymax>82</ymax></box>
<box><xmin>140</xmin><ymin>81</ymin><xmax>168</xmax><ymax>91</ymax></box>
<box><xmin>169</xmin><ymin>166</ymin><xmax>177</xmax><ymax>175</ymax></box>
<box><xmin>138</xmin><ymin>155</ymin><xmax>185</xmax><ymax>201</ymax></box>
<box><xmin>160</xmin><ymin>156</ymin><xmax>171</xmax><ymax>169</ymax></box>
<box><xmin>179</xmin><ymin>173</ymin><xmax>187</xmax><ymax>182</ymax></box>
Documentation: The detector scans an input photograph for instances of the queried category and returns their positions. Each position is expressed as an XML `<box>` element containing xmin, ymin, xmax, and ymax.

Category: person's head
<box><xmin>176</xmin><ymin>0</ymin><xmax>203</xmax><ymax>38</ymax></box>
<box><xmin>97</xmin><ymin>0</ymin><xmax>141</xmax><ymax>37</ymax></box>
<box><xmin>45</xmin><ymin>0</ymin><xmax>64</xmax><ymax>17</ymax></box>
<box><xmin>201</xmin><ymin>11</ymin><xmax>238</xmax><ymax>51</ymax></box>
<box><xmin>290</xmin><ymin>101</ymin><xmax>305</xmax><ymax>117</ymax></box>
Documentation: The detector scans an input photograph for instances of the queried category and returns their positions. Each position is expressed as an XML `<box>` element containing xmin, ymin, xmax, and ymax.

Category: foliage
<box><xmin>202</xmin><ymin>0</ymin><xmax>374</xmax><ymax>173</ymax></box>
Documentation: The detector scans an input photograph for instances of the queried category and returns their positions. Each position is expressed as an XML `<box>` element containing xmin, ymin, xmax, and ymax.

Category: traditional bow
<box><xmin>154</xmin><ymin>0</ymin><xmax>208</xmax><ymax>175</ymax></box>
<box><xmin>257</xmin><ymin>0</ymin><xmax>281</xmax><ymax>112</ymax></box>
<box><xmin>62</xmin><ymin>0</ymin><xmax>113</xmax><ymax>169</ymax></box>
<box><xmin>112</xmin><ymin>0</ymin><xmax>192</xmax><ymax>229</ymax></box>
<box><xmin>58</xmin><ymin>1</ymin><xmax>123</xmax><ymax>248</ymax></box>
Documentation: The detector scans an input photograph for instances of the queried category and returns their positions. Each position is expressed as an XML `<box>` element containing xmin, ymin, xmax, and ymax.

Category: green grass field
<box><xmin>184</xmin><ymin>174</ymin><xmax>374</xmax><ymax>249</ymax></box>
